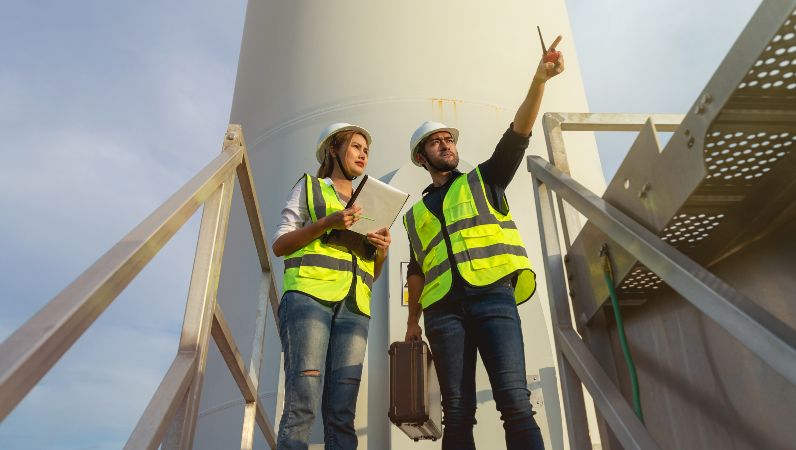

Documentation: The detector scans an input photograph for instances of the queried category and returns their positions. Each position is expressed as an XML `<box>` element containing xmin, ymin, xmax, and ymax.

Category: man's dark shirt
<box><xmin>406</xmin><ymin>125</ymin><xmax>531</xmax><ymax>304</ymax></box>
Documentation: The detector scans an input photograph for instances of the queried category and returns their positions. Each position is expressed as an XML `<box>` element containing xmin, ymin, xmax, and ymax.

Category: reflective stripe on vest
<box><xmin>404</xmin><ymin>168</ymin><xmax>536</xmax><ymax>309</ymax></box>
<box><xmin>404</xmin><ymin>205</ymin><xmax>452</xmax><ymax>308</ymax></box>
<box><xmin>282</xmin><ymin>174</ymin><xmax>375</xmax><ymax>316</ymax></box>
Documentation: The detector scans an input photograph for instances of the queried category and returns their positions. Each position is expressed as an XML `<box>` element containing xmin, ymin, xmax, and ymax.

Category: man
<box><xmin>403</xmin><ymin>36</ymin><xmax>565</xmax><ymax>450</ymax></box>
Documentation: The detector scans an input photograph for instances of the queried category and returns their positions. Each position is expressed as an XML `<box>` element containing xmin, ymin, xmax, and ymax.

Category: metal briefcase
<box><xmin>388</xmin><ymin>340</ymin><xmax>442</xmax><ymax>442</ymax></box>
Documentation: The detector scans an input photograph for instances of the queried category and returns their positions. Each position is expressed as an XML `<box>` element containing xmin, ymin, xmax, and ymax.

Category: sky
<box><xmin>0</xmin><ymin>0</ymin><xmax>761</xmax><ymax>448</ymax></box>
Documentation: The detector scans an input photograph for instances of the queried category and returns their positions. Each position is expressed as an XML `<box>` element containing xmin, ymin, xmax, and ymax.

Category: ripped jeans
<box><xmin>276</xmin><ymin>291</ymin><xmax>369</xmax><ymax>450</ymax></box>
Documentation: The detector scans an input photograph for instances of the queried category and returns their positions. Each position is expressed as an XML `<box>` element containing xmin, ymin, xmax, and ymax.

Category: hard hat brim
<box><xmin>316</xmin><ymin>125</ymin><xmax>372</xmax><ymax>164</ymax></box>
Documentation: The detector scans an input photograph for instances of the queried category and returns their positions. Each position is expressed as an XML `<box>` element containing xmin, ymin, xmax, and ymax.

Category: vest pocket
<box><xmin>423</xmin><ymin>241</ymin><xmax>443</xmax><ymax>266</ymax></box>
<box><xmin>459</xmin><ymin>224</ymin><xmax>503</xmax><ymax>244</ymax></box>
<box><xmin>297</xmin><ymin>264</ymin><xmax>340</xmax><ymax>281</ymax></box>
<box><xmin>422</xmin><ymin>269</ymin><xmax>447</xmax><ymax>298</ymax></box>
<box><xmin>469</xmin><ymin>254</ymin><xmax>509</xmax><ymax>270</ymax></box>
<box><xmin>417</xmin><ymin>212</ymin><xmax>440</xmax><ymax>250</ymax></box>
<box><xmin>459</xmin><ymin>225</ymin><xmax>508</xmax><ymax>270</ymax></box>
<box><xmin>443</xmin><ymin>198</ymin><xmax>477</xmax><ymax>221</ymax></box>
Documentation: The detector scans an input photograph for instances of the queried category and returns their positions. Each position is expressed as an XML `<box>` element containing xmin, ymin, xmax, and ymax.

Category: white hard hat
<box><xmin>316</xmin><ymin>122</ymin><xmax>372</xmax><ymax>164</ymax></box>
<box><xmin>409</xmin><ymin>121</ymin><xmax>459</xmax><ymax>167</ymax></box>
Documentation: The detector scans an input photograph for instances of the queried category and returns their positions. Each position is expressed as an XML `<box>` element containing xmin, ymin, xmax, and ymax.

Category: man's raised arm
<box><xmin>513</xmin><ymin>35</ymin><xmax>565</xmax><ymax>136</ymax></box>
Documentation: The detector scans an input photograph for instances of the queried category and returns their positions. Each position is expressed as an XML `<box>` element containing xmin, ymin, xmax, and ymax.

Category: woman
<box><xmin>271</xmin><ymin>122</ymin><xmax>391</xmax><ymax>449</ymax></box>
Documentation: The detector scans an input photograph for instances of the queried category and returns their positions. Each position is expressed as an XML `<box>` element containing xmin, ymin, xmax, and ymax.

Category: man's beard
<box><xmin>427</xmin><ymin>152</ymin><xmax>459</xmax><ymax>172</ymax></box>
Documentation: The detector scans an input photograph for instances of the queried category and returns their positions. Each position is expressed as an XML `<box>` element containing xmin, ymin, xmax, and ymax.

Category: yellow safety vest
<box><xmin>403</xmin><ymin>168</ymin><xmax>536</xmax><ymax>309</ymax></box>
<box><xmin>282</xmin><ymin>174</ymin><xmax>375</xmax><ymax>316</ymax></box>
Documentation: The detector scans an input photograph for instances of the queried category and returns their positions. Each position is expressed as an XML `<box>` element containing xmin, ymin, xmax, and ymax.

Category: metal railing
<box><xmin>529</xmin><ymin>113</ymin><xmax>796</xmax><ymax>450</ymax></box>
<box><xmin>0</xmin><ymin>125</ymin><xmax>280</xmax><ymax>449</ymax></box>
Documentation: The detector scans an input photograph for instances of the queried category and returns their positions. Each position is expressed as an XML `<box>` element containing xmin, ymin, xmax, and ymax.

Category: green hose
<box><xmin>601</xmin><ymin>248</ymin><xmax>645</xmax><ymax>423</ymax></box>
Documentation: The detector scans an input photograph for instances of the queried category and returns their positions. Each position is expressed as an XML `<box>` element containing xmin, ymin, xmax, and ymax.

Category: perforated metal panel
<box><xmin>704</xmin><ymin>131</ymin><xmax>794</xmax><ymax>182</ymax></box>
<box><xmin>567</xmin><ymin>1</ymin><xmax>796</xmax><ymax>315</ymax></box>
<box><xmin>616</xmin><ymin>265</ymin><xmax>663</xmax><ymax>296</ymax></box>
<box><xmin>610</xmin><ymin>5</ymin><xmax>796</xmax><ymax>299</ymax></box>
<box><xmin>738</xmin><ymin>10</ymin><xmax>796</xmax><ymax>92</ymax></box>
<box><xmin>661</xmin><ymin>213</ymin><xmax>726</xmax><ymax>246</ymax></box>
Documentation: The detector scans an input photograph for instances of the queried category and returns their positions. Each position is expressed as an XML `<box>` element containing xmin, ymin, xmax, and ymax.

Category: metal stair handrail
<box><xmin>0</xmin><ymin>124</ymin><xmax>280</xmax><ymax>449</ymax></box>
<box><xmin>528</xmin><ymin>113</ymin><xmax>796</xmax><ymax>450</ymax></box>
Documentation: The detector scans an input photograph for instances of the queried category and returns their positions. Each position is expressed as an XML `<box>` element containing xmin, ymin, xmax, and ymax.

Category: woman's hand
<box><xmin>324</xmin><ymin>205</ymin><xmax>362</xmax><ymax>230</ymax></box>
<box><xmin>367</xmin><ymin>227</ymin><xmax>391</xmax><ymax>257</ymax></box>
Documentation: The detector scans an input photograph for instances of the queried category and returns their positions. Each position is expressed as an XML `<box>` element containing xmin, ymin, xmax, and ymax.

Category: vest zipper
<box><xmin>350</xmin><ymin>254</ymin><xmax>358</xmax><ymax>295</ymax></box>
<box><xmin>425</xmin><ymin>186</ymin><xmax>478</xmax><ymax>293</ymax></box>
<box><xmin>430</xmin><ymin>202</ymin><xmax>461</xmax><ymax>289</ymax></box>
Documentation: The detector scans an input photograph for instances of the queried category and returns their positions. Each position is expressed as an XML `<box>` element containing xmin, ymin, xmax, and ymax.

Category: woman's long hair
<box><xmin>316</xmin><ymin>130</ymin><xmax>361</xmax><ymax>178</ymax></box>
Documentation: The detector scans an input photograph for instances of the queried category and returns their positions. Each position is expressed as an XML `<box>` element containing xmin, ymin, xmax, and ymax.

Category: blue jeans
<box><xmin>423</xmin><ymin>288</ymin><xmax>545</xmax><ymax>450</ymax></box>
<box><xmin>276</xmin><ymin>291</ymin><xmax>369</xmax><ymax>450</ymax></box>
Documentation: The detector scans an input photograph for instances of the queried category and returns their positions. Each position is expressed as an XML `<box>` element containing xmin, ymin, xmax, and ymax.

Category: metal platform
<box><xmin>567</xmin><ymin>2</ymin><xmax>796</xmax><ymax>321</ymax></box>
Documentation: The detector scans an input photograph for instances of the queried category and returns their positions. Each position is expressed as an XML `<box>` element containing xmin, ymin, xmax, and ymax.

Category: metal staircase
<box><xmin>0</xmin><ymin>125</ymin><xmax>280</xmax><ymax>449</ymax></box>
<box><xmin>528</xmin><ymin>0</ymin><xmax>796</xmax><ymax>448</ymax></box>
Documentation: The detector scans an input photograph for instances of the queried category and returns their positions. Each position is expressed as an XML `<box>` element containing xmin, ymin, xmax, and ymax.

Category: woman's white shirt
<box><xmin>272</xmin><ymin>177</ymin><xmax>349</xmax><ymax>244</ymax></box>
